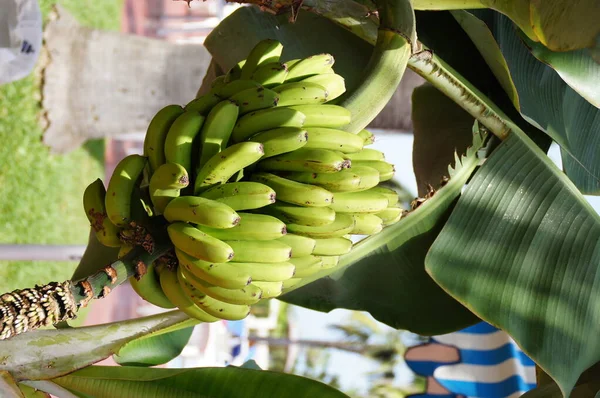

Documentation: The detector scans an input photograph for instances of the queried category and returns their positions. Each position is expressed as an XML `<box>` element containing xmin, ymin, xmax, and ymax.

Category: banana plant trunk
<box><xmin>42</xmin><ymin>6</ymin><xmax>212</xmax><ymax>153</ymax></box>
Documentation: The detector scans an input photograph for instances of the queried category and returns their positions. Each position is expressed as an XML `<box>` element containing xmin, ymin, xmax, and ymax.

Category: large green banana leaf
<box><xmin>456</xmin><ymin>10</ymin><xmax>600</xmax><ymax>194</ymax></box>
<box><xmin>425</xmin><ymin>128</ymin><xmax>600</xmax><ymax>395</ymax></box>
<box><xmin>53</xmin><ymin>365</ymin><xmax>348</xmax><ymax>398</ymax></box>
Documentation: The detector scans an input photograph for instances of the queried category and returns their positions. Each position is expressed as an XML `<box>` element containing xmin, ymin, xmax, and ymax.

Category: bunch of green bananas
<box><xmin>82</xmin><ymin>39</ymin><xmax>402</xmax><ymax>323</ymax></box>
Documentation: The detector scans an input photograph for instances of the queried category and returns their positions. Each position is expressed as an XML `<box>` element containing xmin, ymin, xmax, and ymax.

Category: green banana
<box><xmin>376</xmin><ymin>206</ymin><xmax>403</xmax><ymax>225</ymax></box>
<box><xmin>257</xmin><ymin>148</ymin><xmax>350</xmax><ymax>174</ymax></box>
<box><xmin>276</xmin><ymin>234</ymin><xmax>316</xmax><ymax>257</ymax></box>
<box><xmin>357</xmin><ymin>129</ymin><xmax>375</xmax><ymax>145</ymax></box>
<box><xmin>226</xmin><ymin>240</ymin><xmax>292</xmax><ymax>263</ymax></box>
<box><xmin>304</xmin><ymin>127</ymin><xmax>364</xmax><ymax>153</ymax></box>
<box><xmin>83</xmin><ymin>179</ymin><xmax>122</xmax><ymax>247</ymax></box>
<box><xmin>149</xmin><ymin>162</ymin><xmax>189</xmax><ymax>214</ymax></box>
<box><xmin>248</xmin><ymin>127</ymin><xmax>308</xmax><ymax>158</ymax></box>
<box><xmin>288</xmin><ymin>256</ymin><xmax>323</xmax><ymax>278</ymax></box>
<box><xmin>168</xmin><ymin>222</ymin><xmax>235</xmax><ymax>263</ymax></box>
<box><xmin>185</xmin><ymin>93</ymin><xmax>222</xmax><ymax>114</ymax></box>
<box><xmin>281</xmin><ymin>169</ymin><xmax>361</xmax><ymax>192</ymax></box>
<box><xmin>344</xmin><ymin>148</ymin><xmax>385</xmax><ymax>161</ymax></box>
<box><xmin>164</xmin><ymin>196</ymin><xmax>240</xmax><ymax>228</ymax></box>
<box><xmin>129</xmin><ymin>262</ymin><xmax>175</xmax><ymax>309</ymax></box>
<box><xmin>283</xmin><ymin>59</ymin><xmax>301</xmax><ymax>69</ymax></box>
<box><xmin>159</xmin><ymin>268</ymin><xmax>219</xmax><ymax>322</ymax></box>
<box><xmin>329</xmin><ymin>191</ymin><xmax>389</xmax><ymax>213</ymax></box>
<box><xmin>302</xmin><ymin>73</ymin><xmax>346</xmax><ymax>102</ymax></box>
<box><xmin>262</xmin><ymin>202</ymin><xmax>335</xmax><ymax>226</ymax></box>
<box><xmin>228</xmin><ymin>261</ymin><xmax>296</xmax><ymax>282</ymax></box>
<box><xmin>312</xmin><ymin>237</ymin><xmax>352</xmax><ymax>256</ymax></box>
<box><xmin>287</xmin><ymin>213</ymin><xmax>355</xmax><ymax>238</ymax></box>
<box><xmin>288</xmin><ymin>104</ymin><xmax>351</xmax><ymax>128</ymax></box>
<box><xmin>197</xmin><ymin>213</ymin><xmax>286</xmax><ymax>241</ymax></box>
<box><xmin>178</xmin><ymin>270</ymin><xmax>250</xmax><ymax>320</ymax></box>
<box><xmin>105</xmin><ymin>154</ymin><xmax>147</xmax><ymax>227</ymax></box>
<box><xmin>285</xmin><ymin>53</ymin><xmax>334</xmax><ymax>81</ymax></box>
<box><xmin>350</xmin><ymin>213</ymin><xmax>384</xmax><ymax>235</ymax></box>
<box><xmin>224</xmin><ymin>59</ymin><xmax>245</xmax><ymax>83</ymax></box>
<box><xmin>199</xmin><ymin>181</ymin><xmax>276</xmax><ymax>210</ymax></box>
<box><xmin>231</xmin><ymin>107</ymin><xmax>306</xmax><ymax>143</ymax></box>
<box><xmin>118</xmin><ymin>244</ymin><xmax>133</xmax><ymax>258</ymax></box>
<box><xmin>194</xmin><ymin>142</ymin><xmax>265</xmax><ymax>193</ymax></box>
<box><xmin>250</xmin><ymin>172</ymin><xmax>333</xmax><ymax>207</ymax></box>
<box><xmin>164</xmin><ymin>111</ymin><xmax>205</xmax><ymax>177</ymax></box>
<box><xmin>273</xmin><ymin>82</ymin><xmax>328</xmax><ymax>106</ymax></box>
<box><xmin>251</xmin><ymin>62</ymin><xmax>288</xmax><ymax>87</ymax></box>
<box><xmin>196</xmin><ymin>100</ymin><xmax>239</xmax><ymax>171</ymax></box>
<box><xmin>252</xmin><ymin>281</ymin><xmax>284</xmax><ymax>299</ymax></box>
<box><xmin>351</xmin><ymin>165</ymin><xmax>381</xmax><ymax>191</ymax></box>
<box><xmin>365</xmin><ymin>186</ymin><xmax>399</xmax><ymax>206</ymax></box>
<box><xmin>213</xmin><ymin>79</ymin><xmax>261</xmax><ymax>98</ymax></box>
<box><xmin>179</xmin><ymin>266</ymin><xmax>262</xmax><ymax>305</ymax></box>
<box><xmin>143</xmin><ymin>105</ymin><xmax>184</xmax><ymax>172</ymax></box>
<box><xmin>210</xmin><ymin>75</ymin><xmax>226</xmax><ymax>91</ymax></box>
<box><xmin>282</xmin><ymin>278</ymin><xmax>303</xmax><ymax>289</ymax></box>
<box><xmin>241</xmin><ymin>39</ymin><xmax>283</xmax><ymax>79</ymax></box>
<box><xmin>229</xmin><ymin>86</ymin><xmax>279</xmax><ymax>115</ymax></box>
<box><xmin>320</xmin><ymin>255</ymin><xmax>340</xmax><ymax>269</ymax></box>
<box><xmin>351</xmin><ymin>160</ymin><xmax>395</xmax><ymax>181</ymax></box>
<box><xmin>176</xmin><ymin>248</ymin><xmax>251</xmax><ymax>289</ymax></box>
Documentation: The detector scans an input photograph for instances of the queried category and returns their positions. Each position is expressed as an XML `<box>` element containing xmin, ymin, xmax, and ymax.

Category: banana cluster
<box><xmin>82</xmin><ymin>39</ymin><xmax>402</xmax><ymax>323</ymax></box>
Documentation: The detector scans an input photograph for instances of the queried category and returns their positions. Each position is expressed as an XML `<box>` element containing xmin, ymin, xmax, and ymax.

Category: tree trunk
<box><xmin>42</xmin><ymin>6</ymin><xmax>212</xmax><ymax>153</ymax></box>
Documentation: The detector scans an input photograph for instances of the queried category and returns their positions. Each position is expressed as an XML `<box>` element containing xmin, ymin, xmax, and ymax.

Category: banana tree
<box><xmin>1</xmin><ymin>0</ymin><xmax>599</xmax><ymax>397</ymax></box>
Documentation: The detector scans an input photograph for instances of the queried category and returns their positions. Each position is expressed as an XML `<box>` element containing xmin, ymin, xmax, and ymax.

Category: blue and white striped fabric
<box><xmin>406</xmin><ymin>322</ymin><xmax>536</xmax><ymax>398</ymax></box>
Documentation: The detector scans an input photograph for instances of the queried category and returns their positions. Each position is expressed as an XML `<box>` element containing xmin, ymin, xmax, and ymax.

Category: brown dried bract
<box><xmin>102</xmin><ymin>265</ymin><xmax>118</xmax><ymax>284</ymax></box>
<box><xmin>134</xmin><ymin>260</ymin><xmax>147</xmax><ymax>281</ymax></box>
<box><xmin>78</xmin><ymin>280</ymin><xmax>94</xmax><ymax>307</ymax></box>
<box><xmin>100</xmin><ymin>286</ymin><xmax>111</xmax><ymax>298</ymax></box>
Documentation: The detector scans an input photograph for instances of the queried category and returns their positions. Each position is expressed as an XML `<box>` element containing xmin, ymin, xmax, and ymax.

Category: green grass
<box><xmin>0</xmin><ymin>0</ymin><xmax>123</xmax><ymax>292</ymax></box>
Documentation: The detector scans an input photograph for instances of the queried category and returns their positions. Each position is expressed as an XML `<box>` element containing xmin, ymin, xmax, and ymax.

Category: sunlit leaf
<box><xmin>113</xmin><ymin>320</ymin><xmax>196</xmax><ymax>367</ymax></box>
<box><xmin>282</xmin><ymin>127</ymin><xmax>486</xmax><ymax>335</ymax></box>
<box><xmin>0</xmin><ymin>310</ymin><xmax>190</xmax><ymax>381</ymax></box>
<box><xmin>521</xmin><ymin>34</ymin><xmax>600</xmax><ymax>109</ymax></box>
<box><xmin>470</xmin><ymin>10</ymin><xmax>600</xmax><ymax>194</ymax></box>
<box><xmin>0</xmin><ymin>371</ymin><xmax>25</xmax><ymax>398</ymax></box>
<box><xmin>53</xmin><ymin>365</ymin><xmax>349</xmax><ymax>398</ymax></box>
<box><xmin>426</xmin><ymin>130</ymin><xmax>600</xmax><ymax>396</ymax></box>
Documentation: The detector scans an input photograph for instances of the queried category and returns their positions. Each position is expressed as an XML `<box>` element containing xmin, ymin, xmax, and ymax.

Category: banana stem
<box><xmin>337</xmin><ymin>0</ymin><xmax>415</xmax><ymax>133</ymax></box>
<box><xmin>298</xmin><ymin>0</ymin><xmax>515</xmax><ymax>141</ymax></box>
<box><xmin>0</xmin><ymin>241</ymin><xmax>172</xmax><ymax>340</ymax></box>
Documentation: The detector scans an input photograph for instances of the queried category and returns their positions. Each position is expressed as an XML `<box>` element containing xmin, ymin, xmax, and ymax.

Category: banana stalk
<box><xmin>337</xmin><ymin>0</ymin><xmax>415</xmax><ymax>133</ymax></box>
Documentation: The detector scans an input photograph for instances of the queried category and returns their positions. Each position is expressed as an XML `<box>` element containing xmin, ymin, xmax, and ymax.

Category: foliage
<box><xmin>1</xmin><ymin>0</ymin><xmax>599</xmax><ymax>397</ymax></box>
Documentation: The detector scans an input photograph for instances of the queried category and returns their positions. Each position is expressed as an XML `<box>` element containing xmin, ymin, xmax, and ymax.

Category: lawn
<box><xmin>0</xmin><ymin>0</ymin><xmax>123</xmax><ymax>292</ymax></box>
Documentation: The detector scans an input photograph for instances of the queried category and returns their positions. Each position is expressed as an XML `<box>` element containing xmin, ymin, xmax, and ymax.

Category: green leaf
<box><xmin>239</xmin><ymin>360</ymin><xmax>262</xmax><ymax>370</ymax></box>
<box><xmin>522</xmin><ymin>363</ymin><xmax>600</xmax><ymax>397</ymax></box>
<box><xmin>53</xmin><ymin>365</ymin><xmax>349</xmax><ymax>398</ymax></box>
<box><xmin>411</xmin><ymin>83</ymin><xmax>476</xmax><ymax>196</ymax></box>
<box><xmin>203</xmin><ymin>6</ymin><xmax>371</xmax><ymax>95</ymax></box>
<box><xmin>450</xmin><ymin>10</ymin><xmax>519</xmax><ymax>108</ymax></box>
<box><xmin>113</xmin><ymin>320</ymin><xmax>196</xmax><ymax>367</ymax></box>
<box><xmin>471</xmin><ymin>10</ymin><xmax>600</xmax><ymax>194</ymax></box>
<box><xmin>17</xmin><ymin>384</ymin><xmax>50</xmax><ymax>398</ymax></box>
<box><xmin>521</xmin><ymin>34</ymin><xmax>600</xmax><ymax>109</ymax></box>
<box><xmin>282</xmin><ymin>126</ymin><xmax>486</xmax><ymax>335</ymax></box>
<box><xmin>0</xmin><ymin>371</ymin><xmax>25</xmax><ymax>398</ymax></box>
<box><xmin>0</xmin><ymin>310</ymin><xmax>191</xmax><ymax>381</ymax></box>
<box><xmin>426</xmin><ymin>130</ymin><xmax>600</xmax><ymax>396</ymax></box>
